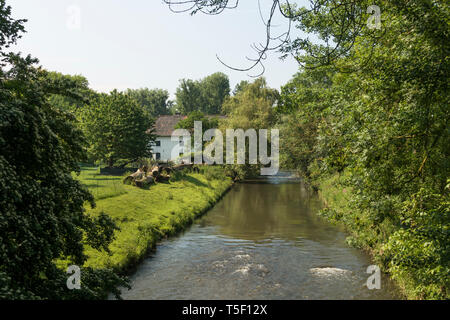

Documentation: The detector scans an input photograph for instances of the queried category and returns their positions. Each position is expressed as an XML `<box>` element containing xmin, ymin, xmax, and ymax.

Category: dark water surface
<box><xmin>120</xmin><ymin>178</ymin><xmax>401</xmax><ymax>300</ymax></box>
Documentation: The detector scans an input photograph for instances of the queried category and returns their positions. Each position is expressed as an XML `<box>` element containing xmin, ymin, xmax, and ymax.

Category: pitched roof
<box><xmin>150</xmin><ymin>115</ymin><xmax>186</xmax><ymax>136</ymax></box>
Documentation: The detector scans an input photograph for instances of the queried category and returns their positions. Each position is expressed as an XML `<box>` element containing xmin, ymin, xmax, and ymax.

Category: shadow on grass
<box><xmin>183</xmin><ymin>175</ymin><xmax>208</xmax><ymax>188</ymax></box>
<box><xmin>83</xmin><ymin>183</ymin><xmax>106</xmax><ymax>189</ymax></box>
<box><xmin>96</xmin><ymin>192</ymin><xmax>127</xmax><ymax>200</ymax></box>
<box><xmin>83</xmin><ymin>177</ymin><xmax>121</xmax><ymax>181</ymax></box>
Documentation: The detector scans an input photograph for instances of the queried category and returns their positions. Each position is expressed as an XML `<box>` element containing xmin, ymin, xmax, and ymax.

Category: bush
<box><xmin>199</xmin><ymin>166</ymin><xmax>226</xmax><ymax>181</ymax></box>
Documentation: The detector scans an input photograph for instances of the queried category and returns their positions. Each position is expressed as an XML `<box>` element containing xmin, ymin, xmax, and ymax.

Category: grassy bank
<box><xmin>316</xmin><ymin>172</ymin><xmax>448</xmax><ymax>300</ymax></box>
<box><xmin>75</xmin><ymin>166</ymin><xmax>233</xmax><ymax>273</ymax></box>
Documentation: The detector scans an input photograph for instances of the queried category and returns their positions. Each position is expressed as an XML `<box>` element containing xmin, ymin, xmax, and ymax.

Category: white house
<box><xmin>149</xmin><ymin>114</ymin><xmax>226</xmax><ymax>163</ymax></box>
<box><xmin>149</xmin><ymin>115</ymin><xmax>188</xmax><ymax>163</ymax></box>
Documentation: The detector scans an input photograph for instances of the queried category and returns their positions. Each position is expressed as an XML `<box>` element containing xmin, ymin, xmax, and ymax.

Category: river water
<box><xmin>120</xmin><ymin>178</ymin><xmax>401</xmax><ymax>300</ymax></box>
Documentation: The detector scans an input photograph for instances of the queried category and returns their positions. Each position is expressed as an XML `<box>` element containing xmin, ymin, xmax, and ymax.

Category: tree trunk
<box><xmin>108</xmin><ymin>156</ymin><xmax>114</xmax><ymax>168</ymax></box>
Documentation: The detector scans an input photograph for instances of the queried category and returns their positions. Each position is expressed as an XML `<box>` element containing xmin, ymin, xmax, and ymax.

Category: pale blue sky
<box><xmin>8</xmin><ymin>0</ymin><xmax>304</xmax><ymax>97</ymax></box>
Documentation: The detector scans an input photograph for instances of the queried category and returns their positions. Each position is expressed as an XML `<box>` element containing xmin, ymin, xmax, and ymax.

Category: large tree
<box><xmin>277</xmin><ymin>66</ymin><xmax>335</xmax><ymax>178</ymax></box>
<box><xmin>0</xmin><ymin>0</ymin><xmax>127</xmax><ymax>299</ymax></box>
<box><xmin>200</xmin><ymin>72</ymin><xmax>230</xmax><ymax>114</ymax></box>
<box><xmin>46</xmin><ymin>72</ymin><xmax>97</xmax><ymax>112</ymax></box>
<box><xmin>126</xmin><ymin>88</ymin><xmax>172</xmax><ymax>117</ymax></box>
<box><xmin>80</xmin><ymin>90</ymin><xmax>155</xmax><ymax>168</ymax></box>
<box><xmin>222</xmin><ymin>77</ymin><xmax>278</xmax><ymax>129</ymax></box>
<box><xmin>175</xmin><ymin>72</ymin><xmax>230</xmax><ymax>114</ymax></box>
<box><xmin>175</xmin><ymin>78</ymin><xmax>203</xmax><ymax>114</ymax></box>
<box><xmin>220</xmin><ymin>77</ymin><xmax>279</xmax><ymax>179</ymax></box>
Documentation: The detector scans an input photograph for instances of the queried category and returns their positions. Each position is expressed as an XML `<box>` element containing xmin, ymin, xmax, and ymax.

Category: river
<box><xmin>119</xmin><ymin>177</ymin><xmax>401</xmax><ymax>300</ymax></box>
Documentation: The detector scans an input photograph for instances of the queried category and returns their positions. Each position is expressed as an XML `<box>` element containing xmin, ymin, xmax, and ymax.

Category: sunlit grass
<box><xmin>74</xmin><ymin>167</ymin><xmax>129</xmax><ymax>201</ymax></box>
<box><xmin>74</xmin><ymin>166</ymin><xmax>233</xmax><ymax>272</ymax></box>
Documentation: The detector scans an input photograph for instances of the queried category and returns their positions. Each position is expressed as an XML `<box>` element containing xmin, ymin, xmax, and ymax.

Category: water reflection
<box><xmin>119</xmin><ymin>179</ymin><xmax>401</xmax><ymax>300</ymax></box>
<box><xmin>199</xmin><ymin>181</ymin><xmax>342</xmax><ymax>243</ymax></box>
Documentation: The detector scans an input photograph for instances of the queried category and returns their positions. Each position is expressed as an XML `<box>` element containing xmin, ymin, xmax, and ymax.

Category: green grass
<box><xmin>75</xmin><ymin>167</ymin><xmax>129</xmax><ymax>200</ymax></box>
<box><xmin>316</xmin><ymin>172</ymin><xmax>448</xmax><ymax>300</ymax></box>
<box><xmin>316</xmin><ymin>171</ymin><xmax>353</xmax><ymax>215</ymax></box>
<box><xmin>74</xmin><ymin>166</ymin><xmax>233</xmax><ymax>273</ymax></box>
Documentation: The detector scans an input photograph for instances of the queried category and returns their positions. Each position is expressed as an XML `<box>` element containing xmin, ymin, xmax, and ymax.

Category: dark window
<box><xmin>155</xmin><ymin>140</ymin><xmax>161</xmax><ymax>147</ymax></box>
<box><xmin>155</xmin><ymin>153</ymin><xmax>161</xmax><ymax>160</ymax></box>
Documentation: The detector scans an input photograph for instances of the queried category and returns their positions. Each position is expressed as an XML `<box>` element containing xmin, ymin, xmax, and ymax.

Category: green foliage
<box><xmin>220</xmin><ymin>77</ymin><xmax>279</xmax><ymax>180</ymax></box>
<box><xmin>126</xmin><ymin>88</ymin><xmax>172</xmax><ymax>117</ymax></box>
<box><xmin>0</xmin><ymin>0</ymin><xmax>25</xmax><ymax>51</ymax></box>
<box><xmin>175</xmin><ymin>78</ymin><xmax>203</xmax><ymax>114</ymax></box>
<box><xmin>277</xmin><ymin>66</ymin><xmax>335</xmax><ymax>179</ymax></box>
<box><xmin>382</xmin><ymin>186</ymin><xmax>449</xmax><ymax>299</ymax></box>
<box><xmin>46</xmin><ymin>72</ymin><xmax>96</xmax><ymax>112</ymax></box>
<box><xmin>223</xmin><ymin>163</ymin><xmax>259</xmax><ymax>181</ymax></box>
<box><xmin>277</xmin><ymin>1</ymin><xmax>450</xmax><ymax>299</ymax></box>
<box><xmin>232</xmin><ymin>80</ymin><xmax>249</xmax><ymax>95</ymax></box>
<box><xmin>175</xmin><ymin>72</ymin><xmax>230</xmax><ymax>114</ymax></box>
<box><xmin>200</xmin><ymin>72</ymin><xmax>230</xmax><ymax>114</ymax></box>
<box><xmin>76</xmin><ymin>167</ymin><xmax>232</xmax><ymax>272</ymax></box>
<box><xmin>0</xmin><ymin>2</ymin><xmax>127</xmax><ymax>299</ymax></box>
<box><xmin>222</xmin><ymin>77</ymin><xmax>278</xmax><ymax>129</ymax></box>
<box><xmin>175</xmin><ymin>110</ymin><xmax>218</xmax><ymax>132</ymax></box>
<box><xmin>79</xmin><ymin>90</ymin><xmax>155</xmax><ymax>167</ymax></box>
<box><xmin>169</xmin><ymin>169</ymin><xmax>187</xmax><ymax>182</ymax></box>
<box><xmin>198</xmin><ymin>165</ymin><xmax>227</xmax><ymax>181</ymax></box>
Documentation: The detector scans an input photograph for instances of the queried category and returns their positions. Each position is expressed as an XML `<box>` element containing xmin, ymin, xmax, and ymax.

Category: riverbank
<box><xmin>76</xmin><ymin>166</ymin><xmax>233</xmax><ymax>273</ymax></box>
<box><xmin>121</xmin><ymin>177</ymin><xmax>400</xmax><ymax>299</ymax></box>
<box><xmin>316</xmin><ymin>172</ymin><xmax>447</xmax><ymax>300</ymax></box>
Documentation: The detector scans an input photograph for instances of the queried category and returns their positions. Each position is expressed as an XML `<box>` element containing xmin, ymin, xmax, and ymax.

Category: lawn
<box><xmin>74</xmin><ymin>166</ymin><xmax>233</xmax><ymax>272</ymax></box>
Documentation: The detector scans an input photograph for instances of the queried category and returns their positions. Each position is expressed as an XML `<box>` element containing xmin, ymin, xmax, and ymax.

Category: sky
<box><xmin>7</xmin><ymin>0</ymin><xmax>304</xmax><ymax>98</ymax></box>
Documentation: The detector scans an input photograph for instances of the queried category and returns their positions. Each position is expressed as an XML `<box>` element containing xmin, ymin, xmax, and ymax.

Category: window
<box><xmin>155</xmin><ymin>140</ymin><xmax>161</xmax><ymax>147</ymax></box>
<box><xmin>179</xmin><ymin>139</ymin><xmax>183</xmax><ymax>146</ymax></box>
<box><xmin>179</xmin><ymin>152</ymin><xmax>183</xmax><ymax>157</ymax></box>
<box><xmin>155</xmin><ymin>153</ymin><xmax>161</xmax><ymax>160</ymax></box>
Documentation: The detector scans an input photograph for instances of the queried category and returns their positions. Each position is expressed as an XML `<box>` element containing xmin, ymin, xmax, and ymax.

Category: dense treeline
<box><xmin>0</xmin><ymin>1</ymin><xmax>128</xmax><ymax>299</ymax></box>
<box><xmin>0</xmin><ymin>1</ymin><xmax>234</xmax><ymax>299</ymax></box>
<box><xmin>175</xmin><ymin>72</ymin><xmax>230</xmax><ymax>114</ymax></box>
<box><xmin>1</xmin><ymin>0</ymin><xmax>448</xmax><ymax>300</ymax></box>
<box><xmin>166</xmin><ymin>0</ymin><xmax>449</xmax><ymax>299</ymax></box>
<box><xmin>274</xmin><ymin>2</ymin><xmax>449</xmax><ymax>299</ymax></box>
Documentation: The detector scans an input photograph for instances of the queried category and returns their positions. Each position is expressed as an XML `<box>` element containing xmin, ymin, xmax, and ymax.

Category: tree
<box><xmin>79</xmin><ymin>90</ymin><xmax>155</xmax><ymax>168</ymax></box>
<box><xmin>46</xmin><ymin>72</ymin><xmax>96</xmax><ymax>112</ymax></box>
<box><xmin>126</xmin><ymin>88</ymin><xmax>172</xmax><ymax>117</ymax></box>
<box><xmin>222</xmin><ymin>77</ymin><xmax>278</xmax><ymax>128</ymax></box>
<box><xmin>175</xmin><ymin>78</ymin><xmax>203</xmax><ymax>114</ymax></box>
<box><xmin>276</xmin><ymin>1</ymin><xmax>450</xmax><ymax>299</ymax></box>
<box><xmin>221</xmin><ymin>77</ymin><xmax>279</xmax><ymax>179</ymax></box>
<box><xmin>175</xmin><ymin>72</ymin><xmax>230</xmax><ymax>114</ymax></box>
<box><xmin>164</xmin><ymin>0</ymin><xmax>450</xmax><ymax>298</ymax></box>
<box><xmin>233</xmin><ymin>80</ymin><xmax>249</xmax><ymax>95</ymax></box>
<box><xmin>175</xmin><ymin>110</ymin><xmax>218</xmax><ymax>133</ymax></box>
<box><xmin>200</xmin><ymin>72</ymin><xmax>230</xmax><ymax>114</ymax></box>
<box><xmin>277</xmin><ymin>66</ymin><xmax>335</xmax><ymax>178</ymax></box>
<box><xmin>0</xmin><ymin>0</ymin><xmax>127</xmax><ymax>299</ymax></box>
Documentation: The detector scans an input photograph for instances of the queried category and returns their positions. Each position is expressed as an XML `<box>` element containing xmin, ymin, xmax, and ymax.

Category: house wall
<box><xmin>151</xmin><ymin>136</ymin><xmax>184</xmax><ymax>162</ymax></box>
